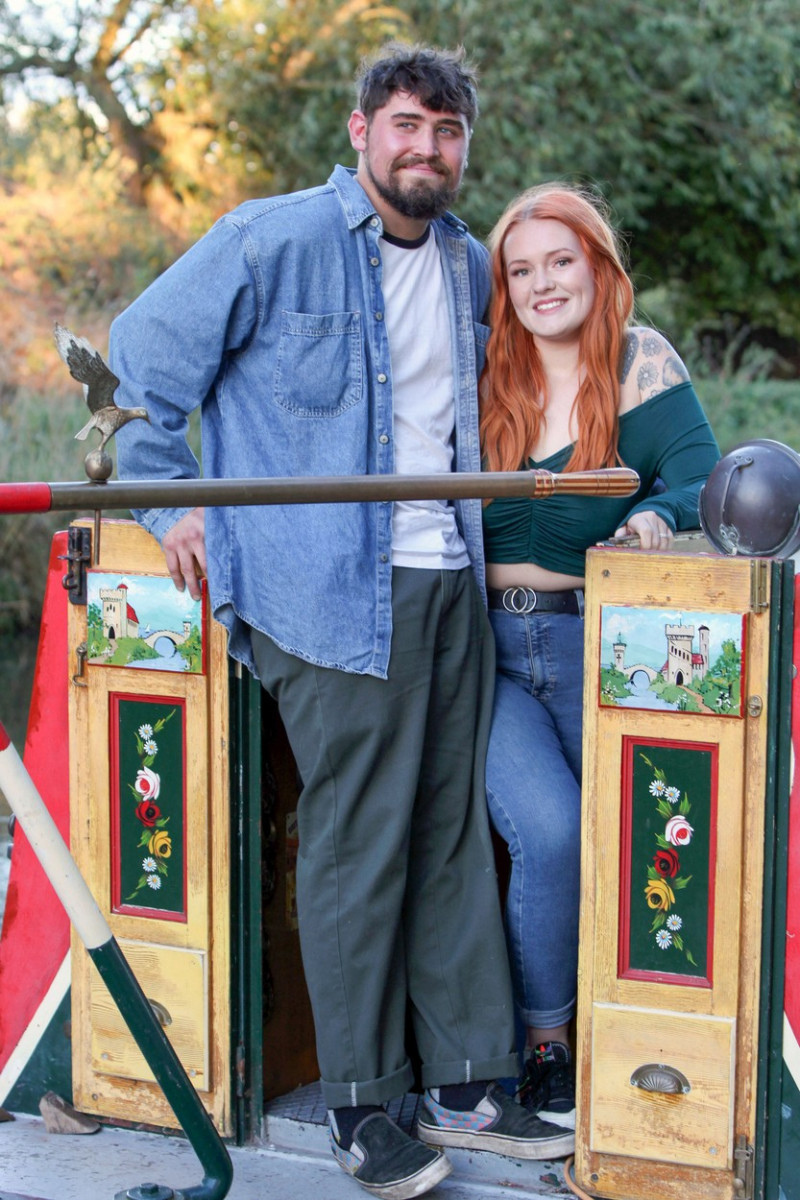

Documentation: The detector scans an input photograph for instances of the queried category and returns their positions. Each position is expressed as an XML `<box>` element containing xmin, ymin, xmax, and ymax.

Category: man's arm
<box><xmin>110</xmin><ymin>216</ymin><xmax>260</xmax><ymax>560</ymax></box>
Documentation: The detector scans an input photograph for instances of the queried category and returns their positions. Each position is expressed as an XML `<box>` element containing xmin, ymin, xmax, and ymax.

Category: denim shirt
<box><xmin>110</xmin><ymin>165</ymin><xmax>491</xmax><ymax>678</ymax></box>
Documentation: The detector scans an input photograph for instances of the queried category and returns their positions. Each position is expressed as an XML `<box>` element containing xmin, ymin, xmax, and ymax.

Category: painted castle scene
<box><xmin>599</xmin><ymin>605</ymin><xmax>745</xmax><ymax>716</ymax></box>
<box><xmin>86</xmin><ymin>571</ymin><xmax>204</xmax><ymax>673</ymax></box>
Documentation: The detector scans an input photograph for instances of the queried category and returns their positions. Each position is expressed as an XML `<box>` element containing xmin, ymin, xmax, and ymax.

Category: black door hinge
<box><xmin>60</xmin><ymin>526</ymin><xmax>92</xmax><ymax>606</ymax></box>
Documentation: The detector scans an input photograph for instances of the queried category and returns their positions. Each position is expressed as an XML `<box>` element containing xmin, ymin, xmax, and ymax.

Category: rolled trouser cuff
<box><xmin>519</xmin><ymin>994</ymin><xmax>577</xmax><ymax>1030</ymax></box>
<box><xmin>321</xmin><ymin>1060</ymin><xmax>416</xmax><ymax>1108</ymax></box>
<box><xmin>421</xmin><ymin>1053</ymin><xmax>520</xmax><ymax>1090</ymax></box>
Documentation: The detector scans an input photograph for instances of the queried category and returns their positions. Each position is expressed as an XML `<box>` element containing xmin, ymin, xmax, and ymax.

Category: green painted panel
<box><xmin>4</xmin><ymin>989</ymin><xmax>72</xmax><ymax>1114</ymax></box>
<box><xmin>626</xmin><ymin>741</ymin><xmax>714</xmax><ymax>979</ymax></box>
<box><xmin>115</xmin><ymin>697</ymin><xmax>185</xmax><ymax>915</ymax></box>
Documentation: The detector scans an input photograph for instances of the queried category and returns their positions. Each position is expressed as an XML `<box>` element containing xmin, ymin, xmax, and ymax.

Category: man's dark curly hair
<box><xmin>356</xmin><ymin>43</ymin><xmax>479</xmax><ymax>128</ymax></box>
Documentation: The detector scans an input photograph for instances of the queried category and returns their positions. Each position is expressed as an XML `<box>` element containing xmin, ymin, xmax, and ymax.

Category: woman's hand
<box><xmin>613</xmin><ymin>510</ymin><xmax>674</xmax><ymax>550</ymax></box>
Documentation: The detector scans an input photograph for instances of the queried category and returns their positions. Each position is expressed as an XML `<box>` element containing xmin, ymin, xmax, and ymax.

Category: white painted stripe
<box><xmin>0</xmin><ymin>740</ymin><xmax>111</xmax><ymax>949</ymax></box>
<box><xmin>785</xmin><ymin>1011</ymin><xmax>800</xmax><ymax>1092</ymax></box>
<box><xmin>0</xmin><ymin>953</ymin><xmax>70</xmax><ymax>1105</ymax></box>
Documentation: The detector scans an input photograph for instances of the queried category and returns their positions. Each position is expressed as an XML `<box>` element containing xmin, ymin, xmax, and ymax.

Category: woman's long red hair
<box><xmin>480</xmin><ymin>183</ymin><xmax>634</xmax><ymax>473</ymax></box>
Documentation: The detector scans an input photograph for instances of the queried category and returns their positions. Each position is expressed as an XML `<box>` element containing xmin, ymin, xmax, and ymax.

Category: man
<box><xmin>111</xmin><ymin>43</ymin><xmax>574</xmax><ymax>1199</ymax></box>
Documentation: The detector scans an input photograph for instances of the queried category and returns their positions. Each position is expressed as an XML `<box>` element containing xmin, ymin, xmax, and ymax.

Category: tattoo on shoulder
<box><xmin>637</xmin><ymin>361</ymin><xmax>659</xmax><ymax>394</ymax></box>
<box><xmin>642</xmin><ymin>334</ymin><xmax>661</xmax><ymax>357</ymax></box>
<box><xmin>620</xmin><ymin>330</ymin><xmax>638</xmax><ymax>383</ymax></box>
<box><xmin>663</xmin><ymin>356</ymin><xmax>690</xmax><ymax>387</ymax></box>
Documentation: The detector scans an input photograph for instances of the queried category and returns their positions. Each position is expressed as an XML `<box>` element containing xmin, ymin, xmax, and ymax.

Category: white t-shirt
<box><xmin>380</xmin><ymin>228</ymin><xmax>469</xmax><ymax>570</ymax></box>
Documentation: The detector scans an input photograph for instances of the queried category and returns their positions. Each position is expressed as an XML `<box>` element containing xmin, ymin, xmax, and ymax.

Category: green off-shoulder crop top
<box><xmin>482</xmin><ymin>382</ymin><xmax>720</xmax><ymax>576</ymax></box>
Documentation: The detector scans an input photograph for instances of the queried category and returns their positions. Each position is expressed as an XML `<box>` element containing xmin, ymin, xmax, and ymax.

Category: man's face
<box><xmin>349</xmin><ymin>91</ymin><xmax>470</xmax><ymax>225</ymax></box>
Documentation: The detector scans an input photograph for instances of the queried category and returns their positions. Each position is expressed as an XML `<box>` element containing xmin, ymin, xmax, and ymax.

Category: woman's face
<box><xmin>502</xmin><ymin>218</ymin><xmax>596</xmax><ymax>345</ymax></box>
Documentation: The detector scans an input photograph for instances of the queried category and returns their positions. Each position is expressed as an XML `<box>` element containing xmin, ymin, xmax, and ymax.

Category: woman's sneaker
<box><xmin>330</xmin><ymin>1109</ymin><xmax>452</xmax><ymax>1199</ymax></box>
<box><xmin>517</xmin><ymin>1042</ymin><xmax>576</xmax><ymax>1131</ymax></box>
<box><xmin>417</xmin><ymin>1081</ymin><xmax>574</xmax><ymax>1159</ymax></box>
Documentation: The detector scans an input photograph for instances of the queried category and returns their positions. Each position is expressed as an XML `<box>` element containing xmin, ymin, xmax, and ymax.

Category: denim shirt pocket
<box><xmin>273</xmin><ymin>310</ymin><xmax>363</xmax><ymax>417</ymax></box>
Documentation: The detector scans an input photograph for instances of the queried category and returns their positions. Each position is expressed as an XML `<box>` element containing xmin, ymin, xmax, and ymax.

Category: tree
<box><xmin>2</xmin><ymin>0</ymin><xmax>799</xmax><ymax>352</ymax></box>
<box><xmin>404</xmin><ymin>0</ymin><xmax>800</xmax><ymax>349</ymax></box>
<box><xmin>0</xmin><ymin>1</ymin><xmax>198</xmax><ymax>203</ymax></box>
<box><xmin>0</xmin><ymin>0</ymin><xmax>411</xmax><ymax>208</ymax></box>
<box><xmin>155</xmin><ymin>0</ymin><xmax>412</xmax><ymax>201</ymax></box>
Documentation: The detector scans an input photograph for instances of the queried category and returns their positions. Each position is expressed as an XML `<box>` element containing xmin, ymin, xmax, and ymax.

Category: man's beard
<box><xmin>366</xmin><ymin>155</ymin><xmax>461</xmax><ymax>221</ymax></box>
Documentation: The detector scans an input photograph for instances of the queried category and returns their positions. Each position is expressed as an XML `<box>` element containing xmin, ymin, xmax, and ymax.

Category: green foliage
<box><xmin>692</xmin><ymin>376</ymin><xmax>800</xmax><ymax>456</ymax></box>
<box><xmin>177</xmin><ymin>623</ymin><xmax>202</xmax><ymax>672</ymax></box>
<box><xmin>707</xmin><ymin>639</ymin><xmax>742</xmax><ymax>685</ymax></box>
<box><xmin>406</xmin><ymin>0</ymin><xmax>800</xmax><ymax>345</ymax></box>
<box><xmin>600</xmin><ymin>666</ymin><xmax>629</xmax><ymax>699</ymax></box>
<box><xmin>649</xmin><ymin>679</ymin><xmax>703</xmax><ymax>713</ymax></box>
<box><xmin>2</xmin><ymin>0</ymin><xmax>799</xmax><ymax>352</ymax></box>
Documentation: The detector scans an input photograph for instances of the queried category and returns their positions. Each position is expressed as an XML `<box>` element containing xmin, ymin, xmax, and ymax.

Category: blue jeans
<box><xmin>485</xmin><ymin>608</ymin><xmax>584</xmax><ymax>1030</ymax></box>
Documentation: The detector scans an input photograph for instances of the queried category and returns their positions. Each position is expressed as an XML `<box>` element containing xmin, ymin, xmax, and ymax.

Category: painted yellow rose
<box><xmin>645</xmin><ymin>877</ymin><xmax>675</xmax><ymax>911</ymax></box>
<box><xmin>148</xmin><ymin>829</ymin><xmax>172</xmax><ymax>859</ymax></box>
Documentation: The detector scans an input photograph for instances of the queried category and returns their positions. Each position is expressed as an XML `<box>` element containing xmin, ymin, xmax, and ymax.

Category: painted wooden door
<box><xmin>575</xmin><ymin>548</ymin><xmax>771</xmax><ymax>1200</ymax></box>
<box><xmin>68</xmin><ymin>519</ymin><xmax>232</xmax><ymax>1134</ymax></box>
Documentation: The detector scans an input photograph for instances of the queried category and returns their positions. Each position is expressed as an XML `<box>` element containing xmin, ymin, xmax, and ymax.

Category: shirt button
<box><xmin>377</xmin><ymin>373</ymin><xmax>387</xmax><ymax>383</ymax></box>
<box><xmin>379</xmin><ymin>434</ymin><xmax>389</xmax><ymax>444</ymax></box>
<box><xmin>370</xmin><ymin>257</ymin><xmax>380</xmax><ymax>267</ymax></box>
<box><xmin>370</xmin><ymin>217</ymin><xmax>379</xmax><ymax>227</ymax></box>
<box><xmin>375</xmin><ymin>311</ymin><xmax>383</xmax><ymax>321</ymax></box>
<box><xmin>380</xmin><ymin>553</ymin><xmax>389</xmax><ymax>563</ymax></box>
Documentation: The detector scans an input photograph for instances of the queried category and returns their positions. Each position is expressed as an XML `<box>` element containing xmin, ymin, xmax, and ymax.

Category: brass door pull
<box><xmin>148</xmin><ymin>998</ymin><xmax>173</xmax><ymax>1028</ymax></box>
<box><xmin>630</xmin><ymin>1063</ymin><xmax>691</xmax><ymax>1094</ymax></box>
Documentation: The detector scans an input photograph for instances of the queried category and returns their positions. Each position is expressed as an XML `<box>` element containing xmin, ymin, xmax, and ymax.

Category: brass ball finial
<box><xmin>84</xmin><ymin>448</ymin><xmax>114</xmax><ymax>481</ymax></box>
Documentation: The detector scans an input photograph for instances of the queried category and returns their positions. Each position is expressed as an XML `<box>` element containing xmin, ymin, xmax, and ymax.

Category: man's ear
<box><xmin>348</xmin><ymin>109</ymin><xmax>368</xmax><ymax>152</ymax></box>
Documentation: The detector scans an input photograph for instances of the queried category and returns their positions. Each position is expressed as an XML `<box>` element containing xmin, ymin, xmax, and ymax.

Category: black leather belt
<box><xmin>487</xmin><ymin>586</ymin><xmax>584</xmax><ymax>615</ymax></box>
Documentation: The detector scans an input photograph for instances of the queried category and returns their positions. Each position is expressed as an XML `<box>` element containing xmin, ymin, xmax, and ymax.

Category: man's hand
<box><xmin>162</xmin><ymin>508</ymin><xmax>207</xmax><ymax>599</ymax></box>
<box><xmin>613</xmin><ymin>510</ymin><xmax>674</xmax><ymax>551</ymax></box>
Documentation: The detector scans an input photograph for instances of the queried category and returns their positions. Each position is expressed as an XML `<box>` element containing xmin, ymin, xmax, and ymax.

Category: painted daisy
<box><xmin>142</xmin><ymin>857</ymin><xmax>157</xmax><ymax>873</ymax></box>
<box><xmin>655</xmin><ymin>929</ymin><xmax>673</xmax><ymax>949</ymax></box>
<box><xmin>665</xmin><ymin>786</ymin><xmax>681</xmax><ymax>804</ymax></box>
<box><xmin>144</xmin><ymin>739</ymin><xmax>158</xmax><ymax>756</ymax></box>
<box><xmin>649</xmin><ymin>779</ymin><xmax>666</xmax><ymax>796</ymax></box>
<box><xmin>147</xmin><ymin>875</ymin><xmax>162</xmax><ymax>890</ymax></box>
<box><xmin>138</xmin><ymin>724</ymin><xmax>154</xmax><ymax>739</ymax></box>
<box><xmin>667</xmin><ymin>914</ymin><xmax>683</xmax><ymax>931</ymax></box>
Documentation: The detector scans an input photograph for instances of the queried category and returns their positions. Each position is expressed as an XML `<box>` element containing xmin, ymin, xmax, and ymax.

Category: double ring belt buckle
<box><xmin>502</xmin><ymin>586</ymin><xmax>538</xmax><ymax>614</ymax></box>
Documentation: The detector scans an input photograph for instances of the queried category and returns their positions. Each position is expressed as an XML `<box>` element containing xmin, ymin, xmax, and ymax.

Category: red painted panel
<box><xmin>0</xmin><ymin>532</ymin><xmax>71</xmax><ymax>1074</ymax></box>
<box><xmin>785</xmin><ymin>576</ymin><xmax>800</xmax><ymax>1047</ymax></box>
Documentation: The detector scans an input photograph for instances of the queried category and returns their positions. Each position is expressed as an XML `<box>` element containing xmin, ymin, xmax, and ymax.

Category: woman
<box><xmin>479</xmin><ymin>183</ymin><xmax>719</xmax><ymax>1136</ymax></box>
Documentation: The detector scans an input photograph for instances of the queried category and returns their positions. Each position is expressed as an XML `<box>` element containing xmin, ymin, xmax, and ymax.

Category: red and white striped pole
<box><xmin>0</xmin><ymin>720</ymin><xmax>233</xmax><ymax>1200</ymax></box>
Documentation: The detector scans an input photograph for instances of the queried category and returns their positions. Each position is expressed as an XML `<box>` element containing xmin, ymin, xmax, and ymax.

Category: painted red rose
<box><xmin>135</xmin><ymin>800</ymin><xmax>161</xmax><ymax>827</ymax></box>
<box><xmin>653</xmin><ymin>847</ymin><xmax>680</xmax><ymax>877</ymax></box>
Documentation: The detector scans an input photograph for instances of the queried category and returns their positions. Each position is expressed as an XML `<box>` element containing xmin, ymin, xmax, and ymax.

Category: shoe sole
<box><xmin>351</xmin><ymin>1151</ymin><xmax>453</xmax><ymax>1199</ymax></box>
<box><xmin>417</xmin><ymin>1121</ymin><xmax>574</xmax><ymax>1161</ymax></box>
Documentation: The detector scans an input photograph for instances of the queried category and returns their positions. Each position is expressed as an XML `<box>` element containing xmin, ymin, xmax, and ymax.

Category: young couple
<box><xmin>111</xmin><ymin>41</ymin><xmax>719</xmax><ymax>1200</ymax></box>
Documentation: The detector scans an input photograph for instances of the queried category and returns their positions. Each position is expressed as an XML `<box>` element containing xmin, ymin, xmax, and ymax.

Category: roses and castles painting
<box><xmin>86</xmin><ymin>570</ymin><xmax>205</xmax><ymax>674</ymax></box>
<box><xmin>599</xmin><ymin>605</ymin><xmax>745</xmax><ymax>718</ymax></box>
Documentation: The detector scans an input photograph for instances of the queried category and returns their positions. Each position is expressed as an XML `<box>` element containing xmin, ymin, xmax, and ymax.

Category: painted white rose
<box><xmin>664</xmin><ymin>814</ymin><xmax>693</xmax><ymax>846</ymax></box>
<box><xmin>134</xmin><ymin>765</ymin><xmax>161</xmax><ymax>802</ymax></box>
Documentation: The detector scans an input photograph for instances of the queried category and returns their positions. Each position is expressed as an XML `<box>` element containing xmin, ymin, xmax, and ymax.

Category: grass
<box><xmin>695</xmin><ymin>375</ymin><xmax>800</xmax><ymax>455</ymax></box>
